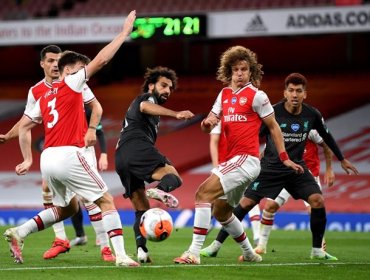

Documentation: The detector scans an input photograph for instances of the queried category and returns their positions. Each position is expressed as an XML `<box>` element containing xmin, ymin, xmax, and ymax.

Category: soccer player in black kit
<box><xmin>115</xmin><ymin>66</ymin><xmax>194</xmax><ymax>263</ymax></box>
<box><xmin>201</xmin><ymin>73</ymin><xmax>359</xmax><ymax>260</ymax></box>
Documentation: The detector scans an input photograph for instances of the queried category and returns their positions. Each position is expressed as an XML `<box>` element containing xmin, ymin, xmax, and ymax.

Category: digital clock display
<box><xmin>131</xmin><ymin>15</ymin><xmax>207</xmax><ymax>39</ymax></box>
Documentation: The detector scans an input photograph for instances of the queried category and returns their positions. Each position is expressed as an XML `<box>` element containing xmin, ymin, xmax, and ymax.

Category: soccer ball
<box><xmin>139</xmin><ymin>208</ymin><xmax>173</xmax><ymax>242</ymax></box>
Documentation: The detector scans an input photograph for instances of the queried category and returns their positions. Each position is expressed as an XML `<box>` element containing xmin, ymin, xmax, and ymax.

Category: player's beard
<box><xmin>153</xmin><ymin>88</ymin><xmax>168</xmax><ymax>105</ymax></box>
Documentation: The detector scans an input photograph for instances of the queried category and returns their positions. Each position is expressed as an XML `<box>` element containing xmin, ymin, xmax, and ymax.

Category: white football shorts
<box><xmin>40</xmin><ymin>146</ymin><xmax>107</xmax><ymax>207</ymax></box>
<box><xmin>212</xmin><ymin>154</ymin><xmax>261</xmax><ymax>208</ymax></box>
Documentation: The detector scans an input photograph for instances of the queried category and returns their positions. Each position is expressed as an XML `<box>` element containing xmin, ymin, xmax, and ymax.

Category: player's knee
<box><xmin>307</xmin><ymin>193</ymin><xmax>324</xmax><ymax>208</ymax></box>
<box><xmin>265</xmin><ymin>200</ymin><xmax>280</xmax><ymax>212</ymax></box>
<box><xmin>158</xmin><ymin>174</ymin><xmax>182</xmax><ymax>192</ymax></box>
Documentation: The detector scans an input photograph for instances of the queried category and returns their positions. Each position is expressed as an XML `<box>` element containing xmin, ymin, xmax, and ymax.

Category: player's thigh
<box><xmin>286</xmin><ymin>169</ymin><xmax>321</xmax><ymax>202</ymax></box>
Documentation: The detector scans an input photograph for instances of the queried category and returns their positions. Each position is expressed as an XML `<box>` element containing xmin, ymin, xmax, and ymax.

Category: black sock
<box><xmin>216</xmin><ymin>204</ymin><xmax>250</xmax><ymax>243</ymax></box>
<box><xmin>134</xmin><ymin>211</ymin><xmax>147</xmax><ymax>252</ymax></box>
<box><xmin>310</xmin><ymin>207</ymin><xmax>327</xmax><ymax>248</ymax></box>
<box><xmin>71</xmin><ymin>204</ymin><xmax>85</xmax><ymax>237</ymax></box>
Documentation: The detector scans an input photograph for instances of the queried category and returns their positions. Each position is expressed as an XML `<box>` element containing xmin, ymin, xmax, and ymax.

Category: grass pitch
<box><xmin>0</xmin><ymin>225</ymin><xmax>369</xmax><ymax>280</ymax></box>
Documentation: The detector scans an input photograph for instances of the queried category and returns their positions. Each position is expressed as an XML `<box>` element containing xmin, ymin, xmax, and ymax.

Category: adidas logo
<box><xmin>246</xmin><ymin>15</ymin><xmax>267</xmax><ymax>32</ymax></box>
<box><xmin>223</xmin><ymin>99</ymin><xmax>228</xmax><ymax>103</ymax></box>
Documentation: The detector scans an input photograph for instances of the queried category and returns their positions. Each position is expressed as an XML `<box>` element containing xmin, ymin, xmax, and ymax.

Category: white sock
<box><xmin>52</xmin><ymin>221</ymin><xmax>67</xmax><ymax>240</ymax></box>
<box><xmin>17</xmin><ymin>208</ymin><xmax>59</xmax><ymax>239</ymax></box>
<box><xmin>42</xmin><ymin>191</ymin><xmax>67</xmax><ymax>240</ymax></box>
<box><xmin>84</xmin><ymin>202</ymin><xmax>109</xmax><ymax>248</ymax></box>
<box><xmin>189</xmin><ymin>203</ymin><xmax>212</xmax><ymax>256</ymax></box>
<box><xmin>102</xmin><ymin>210</ymin><xmax>125</xmax><ymax>257</ymax></box>
<box><xmin>221</xmin><ymin>214</ymin><xmax>254</xmax><ymax>257</ymax></box>
<box><xmin>312</xmin><ymin>247</ymin><xmax>325</xmax><ymax>256</ymax></box>
<box><xmin>248</xmin><ymin>205</ymin><xmax>261</xmax><ymax>243</ymax></box>
<box><xmin>258</xmin><ymin>210</ymin><xmax>275</xmax><ymax>248</ymax></box>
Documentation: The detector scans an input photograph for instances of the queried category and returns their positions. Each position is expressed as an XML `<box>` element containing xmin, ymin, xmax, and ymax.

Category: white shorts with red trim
<box><xmin>212</xmin><ymin>154</ymin><xmax>260</xmax><ymax>207</ymax></box>
<box><xmin>40</xmin><ymin>146</ymin><xmax>107</xmax><ymax>207</ymax></box>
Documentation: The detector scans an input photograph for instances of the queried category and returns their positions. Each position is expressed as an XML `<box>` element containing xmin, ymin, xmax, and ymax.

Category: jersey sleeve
<box><xmin>65</xmin><ymin>68</ymin><xmax>88</xmax><ymax>93</ymax></box>
<box><xmin>210</xmin><ymin>90</ymin><xmax>223</xmax><ymax>117</ymax></box>
<box><xmin>27</xmin><ymin>99</ymin><xmax>43</xmax><ymax>124</ymax></box>
<box><xmin>308</xmin><ymin>129</ymin><xmax>323</xmax><ymax>145</ymax></box>
<box><xmin>82</xmin><ymin>83</ymin><xmax>96</xmax><ymax>104</ymax></box>
<box><xmin>313</xmin><ymin>108</ymin><xmax>344</xmax><ymax>161</ymax></box>
<box><xmin>23</xmin><ymin>88</ymin><xmax>37</xmax><ymax>116</ymax></box>
<box><xmin>252</xmin><ymin>90</ymin><xmax>274</xmax><ymax>119</ymax></box>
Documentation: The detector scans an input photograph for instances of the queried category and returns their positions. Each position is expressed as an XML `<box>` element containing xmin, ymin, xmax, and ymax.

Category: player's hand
<box><xmin>84</xmin><ymin>128</ymin><xmax>97</xmax><ymax>147</ymax></box>
<box><xmin>0</xmin><ymin>134</ymin><xmax>9</xmax><ymax>144</ymax></box>
<box><xmin>99</xmin><ymin>153</ymin><xmax>108</xmax><ymax>171</ymax></box>
<box><xmin>15</xmin><ymin>160</ymin><xmax>32</xmax><ymax>175</ymax></box>
<box><xmin>122</xmin><ymin>10</ymin><xmax>136</xmax><ymax>36</ymax></box>
<box><xmin>282</xmin><ymin>159</ymin><xmax>304</xmax><ymax>174</ymax></box>
<box><xmin>176</xmin><ymin>110</ymin><xmax>194</xmax><ymax>120</ymax></box>
<box><xmin>340</xmin><ymin>159</ymin><xmax>359</xmax><ymax>175</ymax></box>
<box><xmin>324</xmin><ymin>168</ymin><xmax>335</xmax><ymax>187</ymax></box>
<box><xmin>201</xmin><ymin>115</ymin><xmax>219</xmax><ymax>133</ymax></box>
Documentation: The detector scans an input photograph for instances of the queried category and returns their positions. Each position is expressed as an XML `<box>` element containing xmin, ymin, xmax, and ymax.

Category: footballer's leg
<box><xmin>130</xmin><ymin>188</ymin><xmax>152</xmax><ymax>263</ymax></box>
<box><xmin>42</xmin><ymin>181</ymin><xmax>71</xmax><ymax>259</ymax></box>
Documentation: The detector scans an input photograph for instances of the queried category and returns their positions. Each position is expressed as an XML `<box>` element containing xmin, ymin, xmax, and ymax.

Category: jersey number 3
<box><xmin>47</xmin><ymin>97</ymin><xmax>59</xmax><ymax>128</ymax></box>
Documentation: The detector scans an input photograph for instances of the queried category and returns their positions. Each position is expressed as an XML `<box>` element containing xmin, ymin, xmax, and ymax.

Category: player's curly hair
<box><xmin>216</xmin><ymin>45</ymin><xmax>263</xmax><ymax>87</ymax></box>
<box><xmin>142</xmin><ymin>66</ymin><xmax>178</xmax><ymax>93</ymax></box>
<box><xmin>284</xmin><ymin>73</ymin><xmax>307</xmax><ymax>89</ymax></box>
<box><xmin>58</xmin><ymin>50</ymin><xmax>91</xmax><ymax>73</ymax></box>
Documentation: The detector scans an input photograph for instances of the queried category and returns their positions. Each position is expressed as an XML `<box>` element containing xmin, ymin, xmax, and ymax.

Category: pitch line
<box><xmin>0</xmin><ymin>262</ymin><xmax>369</xmax><ymax>271</ymax></box>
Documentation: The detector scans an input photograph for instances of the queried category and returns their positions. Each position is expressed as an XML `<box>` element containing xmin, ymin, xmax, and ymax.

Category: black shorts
<box><xmin>244</xmin><ymin>165</ymin><xmax>321</xmax><ymax>204</ymax></box>
<box><xmin>115</xmin><ymin>138</ymin><xmax>171</xmax><ymax>198</ymax></box>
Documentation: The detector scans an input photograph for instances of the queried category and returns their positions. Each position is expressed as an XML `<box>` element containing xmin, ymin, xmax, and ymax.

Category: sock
<box><xmin>215</xmin><ymin>204</ymin><xmax>249</xmax><ymax>244</ymax></box>
<box><xmin>189</xmin><ymin>203</ymin><xmax>212</xmax><ymax>256</ymax></box>
<box><xmin>134</xmin><ymin>211</ymin><xmax>147</xmax><ymax>251</ymax></box>
<box><xmin>221</xmin><ymin>214</ymin><xmax>254</xmax><ymax>257</ymax></box>
<box><xmin>102</xmin><ymin>210</ymin><xmax>126</xmax><ymax>257</ymax></box>
<box><xmin>17</xmin><ymin>207</ymin><xmax>59</xmax><ymax>239</ymax></box>
<box><xmin>43</xmin><ymin>191</ymin><xmax>67</xmax><ymax>240</ymax></box>
<box><xmin>310</xmin><ymin>207</ymin><xmax>326</xmax><ymax>249</ymax></box>
<box><xmin>258</xmin><ymin>210</ymin><xmax>275</xmax><ymax>248</ymax></box>
<box><xmin>85</xmin><ymin>202</ymin><xmax>109</xmax><ymax>248</ymax></box>
<box><xmin>71</xmin><ymin>203</ymin><xmax>84</xmax><ymax>237</ymax></box>
<box><xmin>248</xmin><ymin>205</ymin><xmax>261</xmax><ymax>243</ymax></box>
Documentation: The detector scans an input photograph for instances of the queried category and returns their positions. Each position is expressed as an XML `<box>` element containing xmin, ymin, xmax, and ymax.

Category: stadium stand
<box><xmin>1</xmin><ymin>0</ymin><xmax>354</xmax><ymax>20</ymax></box>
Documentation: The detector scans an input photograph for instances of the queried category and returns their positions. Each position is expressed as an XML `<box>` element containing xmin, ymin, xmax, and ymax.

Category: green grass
<box><xmin>0</xmin><ymin>225</ymin><xmax>369</xmax><ymax>279</ymax></box>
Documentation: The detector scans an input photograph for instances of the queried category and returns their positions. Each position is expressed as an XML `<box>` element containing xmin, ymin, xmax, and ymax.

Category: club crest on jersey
<box><xmin>239</xmin><ymin>97</ymin><xmax>247</xmax><ymax>106</ymax></box>
<box><xmin>231</xmin><ymin>97</ymin><xmax>237</xmax><ymax>104</ymax></box>
<box><xmin>291</xmin><ymin>124</ymin><xmax>300</xmax><ymax>131</ymax></box>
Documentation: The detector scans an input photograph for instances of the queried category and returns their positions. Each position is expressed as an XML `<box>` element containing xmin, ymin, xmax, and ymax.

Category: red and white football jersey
<box><xmin>29</xmin><ymin>69</ymin><xmax>89</xmax><ymax>148</ymax></box>
<box><xmin>24</xmin><ymin>79</ymin><xmax>53</xmax><ymax>116</ymax></box>
<box><xmin>211</xmin><ymin>83</ymin><xmax>274</xmax><ymax>160</ymax></box>
<box><xmin>24</xmin><ymin>78</ymin><xmax>95</xmax><ymax>117</ymax></box>
<box><xmin>304</xmin><ymin>129</ymin><xmax>323</xmax><ymax>176</ymax></box>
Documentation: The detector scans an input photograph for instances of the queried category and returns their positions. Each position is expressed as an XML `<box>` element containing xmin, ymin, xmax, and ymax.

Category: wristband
<box><xmin>279</xmin><ymin>151</ymin><xmax>289</xmax><ymax>162</ymax></box>
<box><xmin>88</xmin><ymin>126</ymin><xmax>97</xmax><ymax>130</ymax></box>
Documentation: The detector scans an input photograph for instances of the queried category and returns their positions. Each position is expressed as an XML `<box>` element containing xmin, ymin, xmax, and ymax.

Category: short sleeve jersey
<box><xmin>24</xmin><ymin>79</ymin><xmax>95</xmax><ymax>117</ymax></box>
<box><xmin>117</xmin><ymin>93</ymin><xmax>160</xmax><ymax>147</ymax></box>
<box><xmin>304</xmin><ymin>129</ymin><xmax>323</xmax><ymax>176</ymax></box>
<box><xmin>29</xmin><ymin>69</ymin><xmax>89</xmax><ymax>148</ymax></box>
<box><xmin>211</xmin><ymin>83</ymin><xmax>274</xmax><ymax>160</ymax></box>
<box><xmin>260</xmin><ymin>102</ymin><xmax>343</xmax><ymax>168</ymax></box>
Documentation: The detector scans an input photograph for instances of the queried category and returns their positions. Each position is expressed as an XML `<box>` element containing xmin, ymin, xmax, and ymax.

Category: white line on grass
<box><xmin>0</xmin><ymin>262</ymin><xmax>369</xmax><ymax>271</ymax></box>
